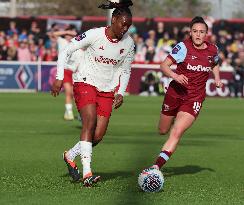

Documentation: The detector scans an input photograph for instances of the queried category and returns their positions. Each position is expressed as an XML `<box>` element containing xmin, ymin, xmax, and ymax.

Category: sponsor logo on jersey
<box><xmin>75</xmin><ymin>33</ymin><xmax>86</xmax><ymax>41</ymax></box>
<box><xmin>191</xmin><ymin>55</ymin><xmax>197</xmax><ymax>60</ymax></box>
<box><xmin>120</xmin><ymin>49</ymin><xmax>124</xmax><ymax>54</ymax></box>
<box><xmin>95</xmin><ymin>56</ymin><xmax>119</xmax><ymax>65</ymax></box>
<box><xmin>187</xmin><ymin>63</ymin><xmax>211</xmax><ymax>72</ymax></box>
<box><xmin>172</xmin><ymin>45</ymin><xmax>181</xmax><ymax>54</ymax></box>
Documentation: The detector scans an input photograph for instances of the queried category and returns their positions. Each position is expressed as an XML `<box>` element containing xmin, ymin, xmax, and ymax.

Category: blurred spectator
<box><xmin>145</xmin><ymin>38</ymin><xmax>155</xmax><ymax>63</ymax></box>
<box><xmin>19</xmin><ymin>29</ymin><xmax>28</xmax><ymax>42</ymax></box>
<box><xmin>139</xmin><ymin>71</ymin><xmax>160</xmax><ymax>96</ymax></box>
<box><xmin>37</xmin><ymin>38</ymin><xmax>46</xmax><ymax>60</ymax></box>
<box><xmin>0</xmin><ymin>32</ymin><xmax>7</xmax><ymax>60</ymax></box>
<box><xmin>7</xmin><ymin>21</ymin><xmax>18</xmax><ymax>36</ymax></box>
<box><xmin>171</xmin><ymin>26</ymin><xmax>184</xmax><ymax>42</ymax></box>
<box><xmin>155</xmin><ymin>22</ymin><xmax>165</xmax><ymax>41</ymax></box>
<box><xmin>17</xmin><ymin>40</ymin><xmax>31</xmax><ymax>61</ymax></box>
<box><xmin>133</xmin><ymin>34</ymin><xmax>146</xmax><ymax>62</ymax></box>
<box><xmin>29</xmin><ymin>21</ymin><xmax>42</xmax><ymax>44</ymax></box>
<box><xmin>6</xmin><ymin>40</ymin><xmax>17</xmax><ymax>60</ymax></box>
<box><xmin>230</xmin><ymin>58</ymin><xmax>244</xmax><ymax>97</ymax></box>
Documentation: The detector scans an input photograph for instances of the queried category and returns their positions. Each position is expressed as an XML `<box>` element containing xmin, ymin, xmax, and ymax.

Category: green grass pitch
<box><xmin>0</xmin><ymin>93</ymin><xmax>244</xmax><ymax>205</ymax></box>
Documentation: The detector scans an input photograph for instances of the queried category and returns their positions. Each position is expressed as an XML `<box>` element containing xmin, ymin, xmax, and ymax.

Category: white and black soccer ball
<box><xmin>138</xmin><ymin>168</ymin><xmax>164</xmax><ymax>192</ymax></box>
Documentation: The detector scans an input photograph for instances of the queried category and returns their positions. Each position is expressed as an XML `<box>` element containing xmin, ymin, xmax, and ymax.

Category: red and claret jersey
<box><xmin>167</xmin><ymin>38</ymin><xmax>219</xmax><ymax>101</ymax></box>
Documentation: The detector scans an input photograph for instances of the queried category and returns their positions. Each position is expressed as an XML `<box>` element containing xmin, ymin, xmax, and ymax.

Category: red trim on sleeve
<box><xmin>167</xmin><ymin>55</ymin><xmax>177</xmax><ymax>64</ymax></box>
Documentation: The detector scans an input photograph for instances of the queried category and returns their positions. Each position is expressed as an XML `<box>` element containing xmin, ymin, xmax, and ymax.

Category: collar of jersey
<box><xmin>105</xmin><ymin>27</ymin><xmax>120</xmax><ymax>43</ymax></box>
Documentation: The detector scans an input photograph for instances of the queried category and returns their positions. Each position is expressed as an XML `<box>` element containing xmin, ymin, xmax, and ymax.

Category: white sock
<box><xmin>65</xmin><ymin>104</ymin><xmax>73</xmax><ymax>112</ymax></box>
<box><xmin>66</xmin><ymin>141</ymin><xmax>81</xmax><ymax>161</ymax></box>
<box><xmin>80</xmin><ymin>141</ymin><xmax>92</xmax><ymax>178</ymax></box>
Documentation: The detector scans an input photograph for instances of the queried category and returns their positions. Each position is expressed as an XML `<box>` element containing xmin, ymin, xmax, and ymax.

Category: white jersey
<box><xmin>57</xmin><ymin>37</ymin><xmax>83</xmax><ymax>72</ymax></box>
<box><xmin>56</xmin><ymin>27</ymin><xmax>135</xmax><ymax>94</ymax></box>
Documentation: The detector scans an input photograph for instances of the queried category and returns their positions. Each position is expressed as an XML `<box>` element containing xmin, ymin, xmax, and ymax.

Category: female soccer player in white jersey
<box><xmin>51</xmin><ymin>0</ymin><xmax>134</xmax><ymax>187</ymax></box>
<box><xmin>50</xmin><ymin>27</ymin><xmax>83</xmax><ymax>120</ymax></box>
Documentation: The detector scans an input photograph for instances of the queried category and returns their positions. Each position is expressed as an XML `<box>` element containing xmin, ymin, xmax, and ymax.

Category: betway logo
<box><xmin>187</xmin><ymin>63</ymin><xmax>211</xmax><ymax>72</ymax></box>
<box><xmin>95</xmin><ymin>56</ymin><xmax>119</xmax><ymax>66</ymax></box>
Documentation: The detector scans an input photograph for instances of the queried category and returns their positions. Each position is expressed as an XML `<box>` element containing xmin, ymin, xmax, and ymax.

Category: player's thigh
<box><xmin>173</xmin><ymin>111</ymin><xmax>196</xmax><ymax>134</ymax></box>
<box><xmin>73</xmin><ymin>82</ymin><xmax>97</xmax><ymax>111</ymax></box>
<box><xmin>96</xmin><ymin>91</ymin><xmax>114</xmax><ymax>118</ymax></box>
<box><xmin>158</xmin><ymin>114</ymin><xmax>175</xmax><ymax>135</ymax></box>
<box><xmin>159</xmin><ymin>94</ymin><xmax>180</xmax><ymax>134</ymax></box>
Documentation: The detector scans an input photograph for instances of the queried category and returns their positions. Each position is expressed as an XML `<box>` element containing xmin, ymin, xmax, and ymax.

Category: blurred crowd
<box><xmin>1</xmin><ymin>20</ymin><xmax>243</xmax><ymax>66</ymax></box>
<box><xmin>0</xmin><ymin>19</ymin><xmax>243</xmax><ymax>96</ymax></box>
<box><xmin>0</xmin><ymin>21</ymin><xmax>59</xmax><ymax>62</ymax></box>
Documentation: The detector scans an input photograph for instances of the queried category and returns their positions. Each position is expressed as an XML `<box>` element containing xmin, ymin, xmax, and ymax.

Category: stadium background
<box><xmin>0</xmin><ymin>1</ymin><xmax>244</xmax><ymax>205</ymax></box>
<box><xmin>0</xmin><ymin>0</ymin><xmax>243</xmax><ymax>97</ymax></box>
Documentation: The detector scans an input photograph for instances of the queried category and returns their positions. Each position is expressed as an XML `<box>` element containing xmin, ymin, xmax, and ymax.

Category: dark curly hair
<box><xmin>190</xmin><ymin>16</ymin><xmax>208</xmax><ymax>31</ymax></box>
<box><xmin>98</xmin><ymin>0</ymin><xmax>133</xmax><ymax>18</ymax></box>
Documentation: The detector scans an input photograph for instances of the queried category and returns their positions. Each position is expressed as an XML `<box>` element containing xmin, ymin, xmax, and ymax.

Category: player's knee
<box><xmin>158</xmin><ymin>127</ymin><xmax>169</xmax><ymax>135</ymax></box>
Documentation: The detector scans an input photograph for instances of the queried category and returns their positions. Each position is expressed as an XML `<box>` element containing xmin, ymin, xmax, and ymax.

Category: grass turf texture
<box><xmin>0</xmin><ymin>93</ymin><xmax>243</xmax><ymax>205</ymax></box>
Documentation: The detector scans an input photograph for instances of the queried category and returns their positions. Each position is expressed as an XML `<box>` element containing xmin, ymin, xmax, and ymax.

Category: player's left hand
<box><xmin>215</xmin><ymin>80</ymin><xmax>223</xmax><ymax>88</ymax></box>
<box><xmin>113</xmin><ymin>94</ymin><xmax>124</xmax><ymax>109</ymax></box>
<box><xmin>51</xmin><ymin>79</ymin><xmax>63</xmax><ymax>97</ymax></box>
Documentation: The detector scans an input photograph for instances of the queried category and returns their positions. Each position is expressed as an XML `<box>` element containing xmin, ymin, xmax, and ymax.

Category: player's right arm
<box><xmin>161</xmin><ymin>57</ymin><xmax>188</xmax><ymax>85</ymax></box>
<box><xmin>160</xmin><ymin>42</ymin><xmax>188</xmax><ymax>85</ymax></box>
<box><xmin>51</xmin><ymin>29</ymin><xmax>95</xmax><ymax>97</ymax></box>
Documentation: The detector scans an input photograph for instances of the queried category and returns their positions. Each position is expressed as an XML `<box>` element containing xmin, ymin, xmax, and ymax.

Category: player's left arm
<box><xmin>212</xmin><ymin>64</ymin><xmax>223</xmax><ymax>88</ymax></box>
<box><xmin>212</xmin><ymin>51</ymin><xmax>223</xmax><ymax>88</ymax></box>
<box><xmin>114</xmin><ymin>44</ymin><xmax>135</xmax><ymax>109</ymax></box>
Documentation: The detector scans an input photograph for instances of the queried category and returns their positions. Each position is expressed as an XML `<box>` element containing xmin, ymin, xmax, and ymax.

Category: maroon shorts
<box><xmin>73</xmin><ymin>82</ymin><xmax>115</xmax><ymax>118</ymax></box>
<box><xmin>63</xmin><ymin>69</ymin><xmax>73</xmax><ymax>84</ymax></box>
<box><xmin>161</xmin><ymin>94</ymin><xmax>204</xmax><ymax>118</ymax></box>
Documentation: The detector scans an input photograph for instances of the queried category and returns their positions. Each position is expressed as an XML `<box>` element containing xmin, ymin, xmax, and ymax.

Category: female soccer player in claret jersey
<box><xmin>51</xmin><ymin>0</ymin><xmax>134</xmax><ymax>187</ymax></box>
<box><xmin>145</xmin><ymin>16</ymin><xmax>223</xmax><ymax>172</ymax></box>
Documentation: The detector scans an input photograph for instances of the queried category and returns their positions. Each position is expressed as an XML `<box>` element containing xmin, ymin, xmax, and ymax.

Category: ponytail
<box><xmin>98</xmin><ymin>0</ymin><xmax>133</xmax><ymax>10</ymax></box>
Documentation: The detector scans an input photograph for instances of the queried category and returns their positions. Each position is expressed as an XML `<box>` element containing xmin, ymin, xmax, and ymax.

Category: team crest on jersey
<box><xmin>207</xmin><ymin>56</ymin><xmax>213</xmax><ymax>64</ymax></box>
<box><xmin>172</xmin><ymin>45</ymin><xmax>181</xmax><ymax>54</ymax></box>
<box><xmin>75</xmin><ymin>33</ymin><xmax>86</xmax><ymax>41</ymax></box>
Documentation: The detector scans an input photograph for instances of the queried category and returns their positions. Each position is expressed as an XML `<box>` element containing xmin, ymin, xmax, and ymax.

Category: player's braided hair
<box><xmin>190</xmin><ymin>16</ymin><xmax>208</xmax><ymax>31</ymax></box>
<box><xmin>98</xmin><ymin>0</ymin><xmax>132</xmax><ymax>18</ymax></box>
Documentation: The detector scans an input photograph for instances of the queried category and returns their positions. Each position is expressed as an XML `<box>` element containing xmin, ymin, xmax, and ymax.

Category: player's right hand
<box><xmin>51</xmin><ymin>79</ymin><xmax>63</xmax><ymax>97</ymax></box>
<box><xmin>174</xmin><ymin>74</ymin><xmax>188</xmax><ymax>85</ymax></box>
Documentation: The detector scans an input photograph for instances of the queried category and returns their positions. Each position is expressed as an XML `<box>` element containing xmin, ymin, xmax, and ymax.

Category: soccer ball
<box><xmin>138</xmin><ymin>168</ymin><xmax>164</xmax><ymax>192</ymax></box>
